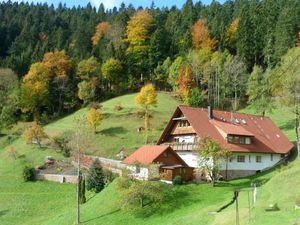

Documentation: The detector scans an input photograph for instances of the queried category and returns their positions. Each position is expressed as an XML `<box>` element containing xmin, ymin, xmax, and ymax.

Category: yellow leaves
<box><xmin>6</xmin><ymin>145</ymin><xmax>18</xmax><ymax>160</ymax></box>
<box><xmin>23</xmin><ymin>121</ymin><xmax>48</xmax><ymax>146</ymax></box>
<box><xmin>42</xmin><ymin>50</ymin><xmax>72</xmax><ymax>77</ymax></box>
<box><xmin>87</xmin><ymin>107</ymin><xmax>102</xmax><ymax>133</ymax></box>
<box><xmin>135</xmin><ymin>84</ymin><xmax>157</xmax><ymax>110</ymax></box>
<box><xmin>225</xmin><ymin>18</ymin><xmax>239</xmax><ymax>48</ymax></box>
<box><xmin>21</xmin><ymin>63</ymin><xmax>51</xmax><ymax>116</ymax></box>
<box><xmin>297</xmin><ymin>31</ymin><xmax>300</xmax><ymax>47</ymax></box>
<box><xmin>177</xmin><ymin>64</ymin><xmax>196</xmax><ymax>103</ymax></box>
<box><xmin>191</xmin><ymin>19</ymin><xmax>216</xmax><ymax>50</ymax></box>
<box><xmin>125</xmin><ymin>10</ymin><xmax>153</xmax><ymax>57</ymax></box>
<box><xmin>91</xmin><ymin>22</ymin><xmax>111</xmax><ymax>46</ymax></box>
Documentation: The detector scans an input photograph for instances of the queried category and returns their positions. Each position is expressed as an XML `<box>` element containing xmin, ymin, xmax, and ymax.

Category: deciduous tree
<box><xmin>101</xmin><ymin>58</ymin><xmax>123</xmax><ymax>88</ymax></box>
<box><xmin>135</xmin><ymin>84</ymin><xmax>157</xmax><ymax>143</ymax></box>
<box><xmin>191</xmin><ymin>19</ymin><xmax>216</xmax><ymax>50</ymax></box>
<box><xmin>23</xmin><ymin>121</ymin><xmax>48</xmax><ymax>148</ymax></box>
<box><xmin>86</xmin><ymin>107</ymin><xmax>102</xmax><ymax>134</ymax></box>
<box><xmin>91</xmin><ymin>22</ymin><xmax>111</xmax><ymax>46</ymax></box>
<box><xmin>20</xmin><ymin>63</ymin><xmax>51</xmax><ymax>120</ymax></box>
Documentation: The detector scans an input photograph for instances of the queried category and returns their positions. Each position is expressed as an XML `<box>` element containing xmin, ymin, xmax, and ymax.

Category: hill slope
<box><xmin>45</xmin><ymin>92</ymin><xmax>180</xmax><ymax>158</ymax></box>
<box><xmin>0</xmin><ymin>94</ymin><xmax>299</xmax><ymax>225</ymax></box>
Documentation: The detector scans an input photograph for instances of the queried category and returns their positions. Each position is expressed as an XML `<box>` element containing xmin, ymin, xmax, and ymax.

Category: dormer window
<box><xmin>227</xmin><ymin>135</ymin><xmax>252</xmax><ymax>145</ymax></box>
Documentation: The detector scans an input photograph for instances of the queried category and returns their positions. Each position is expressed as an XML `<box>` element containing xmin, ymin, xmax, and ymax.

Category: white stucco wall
<box><xmin>220</xmin><ymin>153</ymin><xmax>282</xmax><ymax>171</ymax></box>
<box><xmin>177</xmin><ymin>151</ymin><xmax>198</xmax><ymax>167</ymax></box>
<box><xmin>176</xmin><ymin>151</ymin><xmax>282</xmax><ymax>171</ymax></box>
<box><xmin>127</xmin><ymin>165</ymin><xmax>149</xmax><ymax>180</ymax></box>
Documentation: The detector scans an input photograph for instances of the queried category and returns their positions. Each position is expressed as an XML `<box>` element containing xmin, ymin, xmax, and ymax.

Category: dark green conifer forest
<box><xmin>0</xmin><ymin>0</ymin><xmax>299</xmax><ymax>125</ymax></box>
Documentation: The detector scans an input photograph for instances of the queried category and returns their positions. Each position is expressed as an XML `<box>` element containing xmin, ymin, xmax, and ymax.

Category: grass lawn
<box><xmin>45</xmin><ymin>92</ymin><xmax>180</xmax><ymax>158</ymax></box>
<box><xmin>0</xmin><ymin>93</ymin><xmax>299</xmax><ymax>225</ymax></box>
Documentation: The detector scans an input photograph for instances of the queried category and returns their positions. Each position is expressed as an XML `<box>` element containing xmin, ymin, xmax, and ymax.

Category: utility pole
<box><xmin>76</xmin><ymin>129</ymin><xmax>80</xmax><ymax>225</ymax></box>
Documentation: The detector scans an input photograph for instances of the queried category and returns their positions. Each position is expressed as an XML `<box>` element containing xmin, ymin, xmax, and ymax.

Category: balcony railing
<box><xmin>161</xmin><ymin>142</ymin><xmax>198</xmax><ymax>151</ymax></box>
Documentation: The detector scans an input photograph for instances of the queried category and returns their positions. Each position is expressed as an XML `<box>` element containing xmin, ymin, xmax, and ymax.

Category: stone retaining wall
<box><xmin>36</xmin><ymin>173</ymin><xmax>78</xmax><ymax>183</ymax></box>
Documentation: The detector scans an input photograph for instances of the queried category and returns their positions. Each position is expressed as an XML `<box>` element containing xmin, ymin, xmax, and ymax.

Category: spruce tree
<box><xmin>86</xmin><ymin>159</ymin><xmax>105</xmax><ymax>193</ymax></box>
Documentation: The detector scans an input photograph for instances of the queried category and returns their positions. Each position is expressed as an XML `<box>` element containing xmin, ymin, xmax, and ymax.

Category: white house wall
<box><xmin>127</xmin><ymin>165</ymin><xmax>149</xmax><ymax>180</ymax></box>
<box><xmin>176</xmin><ymin>151</ymin><xmax>282</xmax><ymax>171</ymax></box>
<box><xmin>220</xmin><ymin>153</ymin><xmax>282</xmax><ymax>171</ymax></box>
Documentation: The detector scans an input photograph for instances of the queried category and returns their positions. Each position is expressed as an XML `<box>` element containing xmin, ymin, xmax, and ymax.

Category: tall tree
<box><xmin>135</xmin><ymin>83</ymin><xmax>157</xmax><ymax>143</ymax></box>
<box><xmin>125</xmin><ymin>10</ymin><xmax>153</xmax><ymax>80</ymax></box>
<box><xmin>247</xmin><ymin>65</ymin><xmax>273</xmax><ymax>116</ymax></box>
<box><xmin>191</xmin><ymin>19</ymin><xmax>216</xmax><ymax>50</ymax></box>
<box><xmin>20</xmin><ymin>62</ymin><xmax>51</xmax><ymax>120</ymax></box>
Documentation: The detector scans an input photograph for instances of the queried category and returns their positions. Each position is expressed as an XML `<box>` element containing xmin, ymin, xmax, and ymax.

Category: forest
<box><xmin>0</xmin><ymin>0</ymin><xmax>300</xmax><ymax>128</ymax></box>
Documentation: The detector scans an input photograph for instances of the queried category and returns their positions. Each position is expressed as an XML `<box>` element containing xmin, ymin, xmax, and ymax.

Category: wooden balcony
<box><xmin>161</xmin><ymin>142</ymin><xmax>198</xmax><ymax>151</ymax></box>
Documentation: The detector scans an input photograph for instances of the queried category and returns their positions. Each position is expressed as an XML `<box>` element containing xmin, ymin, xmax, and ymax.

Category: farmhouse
<box><xmin>157</xmin><ymin>105</ymin><xmax>294</xmax><ymax>179</ymax></box>
<box><xmin>122</xmin><ymin>145</ymin><xmax>194</xmax><ymax>182</ymax></box>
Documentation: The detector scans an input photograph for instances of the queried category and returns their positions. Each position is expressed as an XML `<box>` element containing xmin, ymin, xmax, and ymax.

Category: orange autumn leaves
<box><xmin>191</xmin><ymin>19</ymin><xmax>216</xmax><ymax>50</ymax></box>
<box><xmin>91</xmin><ymin>22</ymin><xmax>111</xmax><ymax>46</ymax></box>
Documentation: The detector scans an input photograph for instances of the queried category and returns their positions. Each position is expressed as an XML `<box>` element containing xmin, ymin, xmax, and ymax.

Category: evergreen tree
<box><xmin>79</xmin><ymin>175</ymin><xmax>86</xmax><ymax>204</ymax></box>
<box><xmin>86</xmin><ymin>159</ymin><xmax>105</xmax><ymax>193</ymax></box>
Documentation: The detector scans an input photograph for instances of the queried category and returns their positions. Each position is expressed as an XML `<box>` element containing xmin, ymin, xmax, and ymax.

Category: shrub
<box><xmin>51</xmin><ymin>133</ymin><xmax>72</xmax><ymax>157</ymax></box>
<box><xmin>88</xmin><ymin>102</ymin><xmax>102</xmax><ymax>110</ymax></box>
<box><xmin>103</xmin><ymin>169</ymin><xmax>118</xmax><ymax>184</ymax></box>
<box><xmin>23</xmin><ymin>166</ymin><xmax>36</xmax><ymax>182</ymax></box>
<box><xmin>172</xmin><ymin>175</ymin><xmax>182</xmax><ymax>185</ymax></box>
<box><xmin>114</xmin><ymin>103</ymin><xmax>123</xmax><ymax>111</ymax></box>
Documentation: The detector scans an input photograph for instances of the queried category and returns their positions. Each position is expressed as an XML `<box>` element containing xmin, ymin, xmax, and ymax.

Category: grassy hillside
<box><xmin>0</xmin><ymin>94</ymin><xmax>299</xmax><ymax>225</ymax></box>
<box><xmin>45</xmin><ymin>92</ymin><xmax>180</xmax><ymax>158</ymax></box>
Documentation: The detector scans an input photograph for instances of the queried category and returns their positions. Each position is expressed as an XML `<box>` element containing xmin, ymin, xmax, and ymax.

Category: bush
<box><xmin>114</xmin><ymin>103</ymin><xmax>123</xmax><ymax>111</ymax></box>
<box><xmin>23</xmin><ymin>166</ymin><xmax>36</xmax><ymax>182</ymax></box>
<box><xmin>103</xmin><ymin>169</ymin><xmax>118</xmax><ymax>185</ymax></box>
<box><xmin>88</xmin><ymin>102</ymin><xmax>102</xmax><ymax>110</ymax></box>
<box><xmin>172</xmin><ymin>175</ymin><xmax>182</xmax><ymax>185</ymax></box>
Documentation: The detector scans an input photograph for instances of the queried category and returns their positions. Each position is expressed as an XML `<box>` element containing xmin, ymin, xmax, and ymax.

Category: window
<box><xmin>227</xmin><ymin>135</ymin><xmax>252</xmax><ymax>145</ymax></box>
<box><xmin>237</xmin><ymin>155</ymin><xmax>245</xmax><ymax>163</ymax></box>
<box><xmin>136</xmin><ymin>165</ymin><xmax>141</xmax><ymax>173</ymax></box>
<box><xmin>179</xmin><ymin>120</ymin><xmax>190</xmax><ymax>127</ymax></box>
<box><xmin>163</xmin><ymin>152</ymin><xmax>169</xmax><ymax>158</ymax></box>
<box><xmin>256</xmin><ymin>155</ymin><xmax>262</xmax><ymax>163</ymax></box>
<box><xmin>245</xmin><ymin>137</ymin><xmax>251</xmax><ymax>144</ymax></box>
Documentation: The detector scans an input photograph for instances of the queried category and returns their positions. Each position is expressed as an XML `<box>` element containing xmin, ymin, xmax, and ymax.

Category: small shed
<box><xmin>122</xmin><ymin>145</ymin><xmax>194</xmax><ymax>182</ymax></box>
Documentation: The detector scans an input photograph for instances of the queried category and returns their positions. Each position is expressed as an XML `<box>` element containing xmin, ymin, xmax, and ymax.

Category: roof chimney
<box><xmin>208</xmin><ymin>106</ymin><xmax>213</xmax><ymax>119</ymax></box>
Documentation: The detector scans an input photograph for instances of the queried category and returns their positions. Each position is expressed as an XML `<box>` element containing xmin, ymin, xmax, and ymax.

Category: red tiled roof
<box><xmin>122</xmin><ymin>145</ymin><xmax>188</xmax><ymax>166</ymax></box>
<box><xmin>211</xmin><ymin>120</ymin><xmax>254</xmax><ymax>136</ymax></box>
<box><xmin>157</xmin><ymin>105</ymin><xmax>294</xmax><ymax>154</ymax></box>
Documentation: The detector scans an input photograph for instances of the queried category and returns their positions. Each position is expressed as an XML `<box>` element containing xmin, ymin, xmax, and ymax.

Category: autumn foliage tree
<box><xmin>87</xmin><ymin>107</ymin><xmax>102</xmax><ymax>134</ymax></box>
<box><xmin>23</xmin><ymin>121</ymin><xmax>48</xmax><ymax>147</ymax></box>
<box><xmin>177</xmin><ymin>64</ymin><xmax>196</xmax><ymax>103</ymax></box>
<box><xmin>191</xmin><ymin>19</ymin><xmax>216</xmax><ymax>50</ymax></box>
<box><xmin>91</xmin><ymin>22</ymin><xmax>111</xmax><ymax>46</ymax></box>
<box><xmin>20</xmin><ymin>62</ymin><xmax>51</xmax><ymax>120</ymax></box>
<box><xmin>42</xmin><ymin>50</ymin><xmax>72</xmax><ymax>114</ymax></box>
<box><xmin>126</xmin><ymin>10</ymin><xmax>153</xmax><ymax>78</ymax></box>
<box><xmin>135</xmin><ymin>84</ymin><xmax>157</xmax><ymax>143</ymax></box>
<box><xmin>225</xmin><ymin>19</ymin><xmax>239</xmax><ymax>53</ymax></box>
<box><xmin>6</xmin><ymin>145</ymin><xmax>18</xmax><ymax>160</ymax></box>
